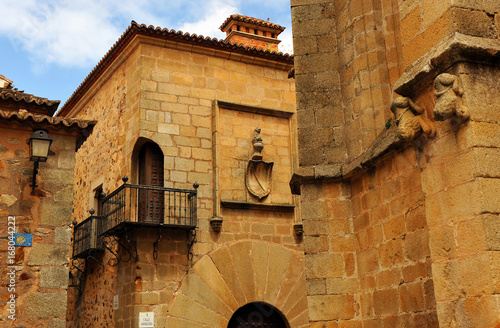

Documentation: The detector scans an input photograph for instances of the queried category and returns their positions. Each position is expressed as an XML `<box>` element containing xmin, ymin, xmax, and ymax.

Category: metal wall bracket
<box><xmin>187</xmin><ymin>229</ymin><xmax>197</xmax><ymax>261</ymax></box>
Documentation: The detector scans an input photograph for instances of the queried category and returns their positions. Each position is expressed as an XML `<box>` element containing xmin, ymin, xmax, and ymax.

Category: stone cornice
<box><xmin>290</xmin><ymin>124</ymin><xmax>406</xmax><ymax>194</ymax></box>
<box><xmin>394</xmin><ymin>33</ymin><xmax>500</xmax><ymax>96</ymax></box>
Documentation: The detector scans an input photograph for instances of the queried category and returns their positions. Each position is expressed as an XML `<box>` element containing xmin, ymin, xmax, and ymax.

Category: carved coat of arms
<box><xmin>245</xmin><ymin>128</ymin><xmax>273</xmax><ymax>200</ymax></box>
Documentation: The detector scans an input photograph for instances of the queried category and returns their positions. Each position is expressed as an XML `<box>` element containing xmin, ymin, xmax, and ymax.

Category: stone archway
<box><xmin>228</xmin><ymin>302</ymin><xmax>289</xmax><ymax>328</ymax></box>
<box><xmin>165</xmin><ymin>240</ymin><xmax>308</xmax><ymax>328</ymax></box>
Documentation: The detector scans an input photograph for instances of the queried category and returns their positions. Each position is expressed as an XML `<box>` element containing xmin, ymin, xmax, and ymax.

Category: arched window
<box><xmin>227</xmin><ymin>302</ymin><xmax>289</xmax><ymax>328</ymax></box>
<box><xmin>138</xmin><ymin>142</ymin><xmax>164</xmax><ymax>223</ymax></box>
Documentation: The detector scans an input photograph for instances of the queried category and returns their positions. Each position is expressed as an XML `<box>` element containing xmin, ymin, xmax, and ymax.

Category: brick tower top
<box><xmin>219</xmin><ymin>15</ymin><xmax>285</xmax><ymax>51</ymax></box>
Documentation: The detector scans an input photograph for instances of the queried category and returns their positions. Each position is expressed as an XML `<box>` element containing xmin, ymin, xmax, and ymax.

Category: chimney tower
<box><xmin>220</xmin><ymin>15</ymin><xmax>285</xmax><ymax>52</ymax></box>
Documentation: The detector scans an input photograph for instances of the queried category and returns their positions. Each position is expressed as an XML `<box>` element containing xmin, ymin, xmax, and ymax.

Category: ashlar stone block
<box><xmin>26</xmin><ymin>292</ymin><xmax>67</xmax><ymax>318</ymax></box>
<box><xmin>40</xmin><ymin>266</ymin><xmax>69</xmax><ymax>289</ymax></box>
<box><xmin>307</xmin><ymin>294</ymin><xmax>355</xmax><ymax>321</ymax></box>
<box><xmin>28</xmin><ymin>244</ymin><xmax>70</xmax><ymax>266</ymax></box>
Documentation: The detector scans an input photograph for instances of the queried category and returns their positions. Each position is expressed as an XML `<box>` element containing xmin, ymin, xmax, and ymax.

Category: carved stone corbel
<box><xmin>246</xmin><ymin>128</ymin><xmax>273</xmax><ymax>200</ymax></box>
<box><xmin>210</xmin><ymin>217</ymin><xmax>223</xmax><ymax>232</ymax></box>
<box><xmin>434</xmin><ymin>73</ymin><xmax>470</xmax><ymax>121</ymax></box>
<box><xmin>390</xmin><ymin>96</ymin><xmax>436</xmax><ymax>142</ymax></box>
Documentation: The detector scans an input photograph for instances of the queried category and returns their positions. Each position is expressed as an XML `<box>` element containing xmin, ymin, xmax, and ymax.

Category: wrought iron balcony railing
<box><xmin>100</xmin><ymin>177</ymin><xmax>198</xmax><ymax>236</ymax></box>
<box><xmin>72</xmin><ymin>213</ymin><xmax>103</xmax><ymax>259</ymax></box>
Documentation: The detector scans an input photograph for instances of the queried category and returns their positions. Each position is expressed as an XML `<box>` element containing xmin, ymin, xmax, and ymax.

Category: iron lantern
<box><xmin>28</xmin><ymin>129</ymin><xmax>52</xmax><ymax>162</ymax></box>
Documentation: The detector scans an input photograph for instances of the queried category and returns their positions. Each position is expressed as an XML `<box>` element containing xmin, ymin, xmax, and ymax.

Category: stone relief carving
<box><xmin>391</xmin><ymin>96</ymin><xmax>436</xmax><ymax>142</ymax></box>
<box><xmin>434</xmin><ymin>73</ymin><xmax>470</xmax><ymax>121</ymax></box>
<box><xmin>251</xmin><ymin>127</ymin><xmax>264</xmax><ymax>160</ymax></box>
<box><xmin>246</xmin><ymin>127</ymin><xmax>273</xmax><ymax>200</ymax></box>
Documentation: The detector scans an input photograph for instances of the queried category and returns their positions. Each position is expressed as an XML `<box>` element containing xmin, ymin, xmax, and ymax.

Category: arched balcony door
<box><xmin>138</xmin><ymin>142</ymin><xmax>164</xmax><ymax>223</ymax></box>
<box><xmin>227</xmin><ymin>302</ymin><xmax>289</xmax><ymax>328</ymax></box>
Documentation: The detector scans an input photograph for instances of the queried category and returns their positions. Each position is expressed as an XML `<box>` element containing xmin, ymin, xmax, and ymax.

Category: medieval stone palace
<box><xmin>1</xmin><ymin>1</ymin><xmax>500</xmax><ymax>327</ymax></box>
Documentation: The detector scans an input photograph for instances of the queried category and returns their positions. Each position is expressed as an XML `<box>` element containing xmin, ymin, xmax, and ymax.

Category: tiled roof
<box><xmin>0</xmin><ymin>74</ymin><xmax>13</xmax><ymax>85</ymax></box>
<box><xmin>0</xmin><ymin>88</ymin><xmax>60</xmax><ymax>116</ymax></box>
<box><xmin>57</xmin><ymin>21</ymin><xmax>293</xmax><ymax>117</ymax></box>
<box><xmin>0</xmin><ymin>109</ymin><xmax>96</xmax><ymax>137</ymax></box>
<box><xmin>219</xmin><ymin>15</ymin><xmax>286</xmax><ymax>32</ymax></box>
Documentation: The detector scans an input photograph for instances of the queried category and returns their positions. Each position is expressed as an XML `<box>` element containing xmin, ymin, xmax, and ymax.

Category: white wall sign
<box><xmin>113</xmin><ymin>295</ymin><xmax>119</xmax><ymax>310</ymax></box>
<box><xmin>138</xmin><ymin>312</ymin><xmax>154</xmax><ymax>327</ymax></box>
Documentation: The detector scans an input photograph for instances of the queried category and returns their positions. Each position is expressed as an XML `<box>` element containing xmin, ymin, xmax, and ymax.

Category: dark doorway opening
<box><xmin>138</xmin><ymin>142</ymin><xmax>164</xmax><ymax>223</ymax></box>
<box><xmin>227</xmin><ymin>302</ymin><xmax>289</xmax><ymax>328</ymax></box>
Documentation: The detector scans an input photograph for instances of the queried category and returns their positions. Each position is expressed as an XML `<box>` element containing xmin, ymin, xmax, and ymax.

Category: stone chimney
<box><xmin>0</xmin><ymin>74</ymin><xmax>13</xmax><ymax>89</ymax></box>
<box><xmin>219</xmin><ymin>15</ymin><xmax>285</xmax><ymax>51</ymax></box>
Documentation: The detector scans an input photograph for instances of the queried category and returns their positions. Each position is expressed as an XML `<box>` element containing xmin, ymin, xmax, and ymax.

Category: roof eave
<box><xmin>57</xmin><ymin>21</ymin><xmax>294</xmax><ymax>118</ymax></box>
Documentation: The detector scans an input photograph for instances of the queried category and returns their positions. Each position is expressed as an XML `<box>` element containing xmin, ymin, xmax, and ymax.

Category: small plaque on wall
<box><xmin>13</xmin><ymin>233</ymin><xmax>32</xmax><ymax>247</ymax></box>
<box><xmin>138</xmin><ymin>312</ymin><xmax>154</xmax><ymax>327</ymax></box>
<box><xmin>113</xmin><ymin>295</ymin><xmax>119</xmax><ymax>309</ymax></box>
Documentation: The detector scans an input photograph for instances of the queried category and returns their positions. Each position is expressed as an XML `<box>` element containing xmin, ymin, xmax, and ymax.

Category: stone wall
<box><xmin>398</xmin><ymin>0</ymin><xmax>499</xmax><ymax>68</ymax></box>
<box><xmin>298</xmin><ymin>134</ymin><xmax>439</xmax><ymax>327</ymax></box>
<box><xmin>67</xmin><ymin>36</ymin><xmax>302</xmax><ymax>328</ymax></box>
<box><xmin>291</xmin><ymin>0</ymin><xmax>500</xmax><ymax>327</ymax></box>
<box><xmin>218</xmin><ymin>106</ymin><xmax>294</xmax><ymax>205</ymax></box>
<box><xmin>67</xmin><ymin>46</ymin><xmax>137</xmax><ymax>328</ymax></box>
<box><xmin>113</xmin><ymin>229</ymin><xmax>189</xmax><ymax>328</ymax></box>
<box><xmin>165</xmin><ymin>240</ymin><xmax>308</xmax><ymax>327</ymax></box>
<box><xmin>416</xmin><ymin>63</ymin><xmax>500</xmax><ymax>327</ymax></box>
<box><xmin>292</xmin><ymin>0</ymin><xmax>399</xmax><ymax>165</ymax></box>
<box><xmin>0</xmin><ymin>127</ymin><xmax>76</xmax><ymax>328</ymax></box>
<box><xmin>351</xmin><ymin>149</ymin><xmax>437</xmax><ymax>325</ymax></box>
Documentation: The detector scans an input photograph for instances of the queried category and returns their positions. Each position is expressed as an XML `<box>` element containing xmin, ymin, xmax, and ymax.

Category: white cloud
<box><xmin>278</xmin><ymin>29</ymin><xmax>293</xmax><ymax>54</ymax></box>
<box><xmin>0</xmin><ymin>0</ymin><xmax>293</xmax><ymax>71</ymax></box>
<box><xmin>178</xmin><ymin>0</ymin><xmax>237</xmax><ymax>40</ymax></box>
<box><xmin>0</xmin><ymin>0</ymin><xmax>121</xmax><ymax>69</ymax></box>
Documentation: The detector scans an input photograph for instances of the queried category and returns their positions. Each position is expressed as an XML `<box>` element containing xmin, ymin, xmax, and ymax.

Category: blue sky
<box><xmin>0</xmin><ymin>0</ymin><xmax>293</xmax><ymax>111</ymax></box>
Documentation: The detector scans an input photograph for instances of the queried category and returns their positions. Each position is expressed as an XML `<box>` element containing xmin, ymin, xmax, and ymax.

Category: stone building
<box><xmin>290</xmin><ymin>0</ymin><xmax>500</xmax><ymax>327</ymax></box>
<box><xmin>0</xmin><ymin>75</ymin><xmax>95</xmax><ymax>327</ymax></box>
<box><xmin>57</xmin><ymin>15</ymin><xmax>307</xmax><ymax>328</ymax></box>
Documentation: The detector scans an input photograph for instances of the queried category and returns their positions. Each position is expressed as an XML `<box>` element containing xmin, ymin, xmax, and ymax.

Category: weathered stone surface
<box><xmin>40</xmin><ymin>266</ymin><xmax>69</xmax><ymax>289</ymax></box>
<box><xmin>394</xmin><ymin>34</ymin><xmax>500</xmax><ymax>96</ymax></box>
<box><xmin>48</xmin><ymin>319</ymin><xmax>66</xmax><ymax>328</ymax></box>
<box><xmin>266</xmin><ymin>244</ymin><xmax>293</xmax><ymax>303</ymax></box>
<box><xmin>39</xmin><ymin>169</ymin><xmax>74</xmax><ymax>185</ymax></box>
<box><xmin>168</xmin><ymin>292</ymin><xmax>228</xmax><ymax>326</ymax></box>
<box><xmin>26</xmin><ymin>292</ymin><xmax>67</xmax><ymax>318</ymax></box>
<box><xmin>53</xmin><ymin>187</ymin><xmax>73</xmax><ymax>203</ymax></box>
<box><xmin>433</xmin><ymin>73</ymin><xmax>469</xmax><ymax>121</ymax></box>
<box><xmin>28</xmin><ymin>244</ymin><xmax>70</xmax><ymax>266</ymax></box>
<box><xmin>179</xmin><ymin>272</ymin><xmax>233</xmax><ymax>319</ymax></box>
<box><xmin>307</xmin><ymin>295</ymin><xmax>355</xmax><ymax>320</ymax></box>
<box><xmin>0</xmin><ymin>194</ymin><xmax>17</xmax><ymax>206</ymax></box>
<box><xmin>39</xmin><ymin>203</ymin><xmax>72</xmax><ymax>226</ymax></box>
<box><xmin>57</xmin><ymin>151</ymin><xmax>75</xmax><ymax>169</ymax></box>
<box><xmin>229</xmin><ymin>241</ymin><xmax>256</xmax><ymax>302</ymax></box>
<box><xmin>54</xmin><ymin>226</ymin><xmax>71</xmax><ymax>244</ymax></box>
<box><xmin>292</xmin><ymin>0</ymin><xmax>500</xmax><ymax>326</ymax></box>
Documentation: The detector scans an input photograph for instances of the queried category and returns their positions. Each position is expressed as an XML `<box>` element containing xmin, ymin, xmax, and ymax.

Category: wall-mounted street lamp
<box><xmin>28</xmin><ymin>129</ymin><xmax>52</xmax><ymax>194</ymax></box>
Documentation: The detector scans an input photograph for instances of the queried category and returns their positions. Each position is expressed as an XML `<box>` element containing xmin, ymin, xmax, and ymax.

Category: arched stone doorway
<box><xmin>165</xmin><ymin>240</ymin><xmax>309</xmax><ymax>327</ymax></box>
<box><xmin>228</xmin><ymin>302</ymin><xmax>289</xmax><ymax>328</ymax></box>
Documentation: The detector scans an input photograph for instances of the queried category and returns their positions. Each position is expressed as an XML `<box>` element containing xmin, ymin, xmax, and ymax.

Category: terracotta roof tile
<box><xmin>0</xmin><ymin>88</ymin><xmax>60</xmax><ymax>116</ymax></box>
<box><xmin>57</xmin><ymin>21</ymin><xmax>293</xmax><ymax>117</ymax></box>
<box><xmin>219</xmin><ymin>15</ymin><xmax>286</xmax><ymax>32</ymax></box>
<box><xmin>0</xmin><ymin>109</ymin><xmax>96</xmax><ymax>137</ymax></box>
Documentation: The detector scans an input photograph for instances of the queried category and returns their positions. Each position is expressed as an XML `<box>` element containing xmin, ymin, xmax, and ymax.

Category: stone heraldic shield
<box><xmin>246</xmin><ymin>159</ymin><xmax>274</xmax><ymax>200</ymax></box>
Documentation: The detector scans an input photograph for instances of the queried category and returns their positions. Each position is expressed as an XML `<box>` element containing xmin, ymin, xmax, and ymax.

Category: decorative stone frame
<box><xmin>165</xmin><ymin>240</ymin><xmax>308</xmax><ymax>327</ymax></box>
